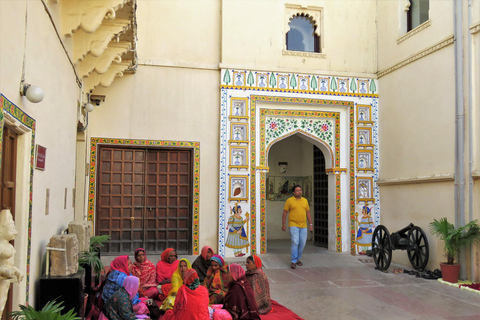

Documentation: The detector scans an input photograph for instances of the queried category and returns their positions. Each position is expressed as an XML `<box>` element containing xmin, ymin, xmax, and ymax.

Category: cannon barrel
<box><xmin>393</xmin><ymin>223</ymin><xmax>414</xmax><ymax>235</ymax></box>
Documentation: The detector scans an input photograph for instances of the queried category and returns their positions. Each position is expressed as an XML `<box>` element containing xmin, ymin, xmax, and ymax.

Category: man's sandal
<box><xmin>291</xmin><ymin>263</ymin><xmax>296</xmax><ymax>269</ymax></box>
<box><xmin>296</xmin><ymin>261</ymin><xmax>303</xmax><ymax>266</ymax></box>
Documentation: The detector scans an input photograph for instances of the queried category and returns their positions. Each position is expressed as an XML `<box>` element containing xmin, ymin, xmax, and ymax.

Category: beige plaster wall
<box><xmin>0</xmin><ymin>0</ymin><xmax>79</xmax><ymax>308</ymax></box>
<box><xmin>266</xmin><ymin>135</ymin><xmax>314</xmax><ymax>241</ymax></box>
<box><xmin>221</xmin><ymin>0</ymin><xmax>377</xmax><ymax>76</ymax></box>
<box><xmin>88</xmin><ymin>66</ymin><xmax>221</xmax><ymax>251</ymax></box>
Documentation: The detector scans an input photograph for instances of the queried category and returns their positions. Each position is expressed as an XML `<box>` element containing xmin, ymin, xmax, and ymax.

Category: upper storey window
<box><xmin>407</xmin><ymin>0</ymin><xmax>429</xmax><ymax>31</ymax></box>
<box><xmin>286</xmin><ymin>14</ymin><xmax>320</xmax><ymax>53</ymax></box>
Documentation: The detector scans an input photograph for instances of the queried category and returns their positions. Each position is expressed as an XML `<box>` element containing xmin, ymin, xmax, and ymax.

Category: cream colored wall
<box><xmin>88</xmin><ymin>66</ymin><xmax>221</xmax><ymax>251</ymax></box>
<box><xmin>221</xmin><ymin>0</ymin><xmax>377</xmax><ymax>76</ymax></box>
<box><xmin>266</xmin><ymin>135</ymin><xmax>313</xmax><ymax>241</ymax></box>
<box><xmin>0</xmin><ymin>0</ymin><xmax>80</xmax><ymax>308</ymax></box>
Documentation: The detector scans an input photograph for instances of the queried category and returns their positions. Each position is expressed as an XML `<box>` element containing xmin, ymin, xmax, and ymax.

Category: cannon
<box><xmin>370</xmin><ymin>223</ymin><xmax>429</xmax><ymax>271</ymax></box>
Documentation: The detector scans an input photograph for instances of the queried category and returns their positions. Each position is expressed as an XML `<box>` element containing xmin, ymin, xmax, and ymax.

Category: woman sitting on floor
<box><xmin>163</xmin><ymin>269</ymin><xmax>210</xmax><ymax>320</ymax></box>
<box><xmin>100</xmin><ymin>276</ymin><xmax>143</xmax><ymax>320</ymax></box>
<box><xmin>204</xmin><ymin>255</ymin><xmax>230</xmax><ymax>304</ymax></box>
<box><xmin>156</xmin><ymin>248</ymin><xmax>179</xmax><ymax>301</ymax></box>
<box><xmin>132</xmin><ymin>248</ymin><xmax>159</xmax><ymax>299</ymax></box>
<box><xmin>245</xmin><ymin>255</ymin><xmax>272</xmax><ymax>314</ymax></box>
<box><xmin>160</xmin><ymin>258</ymin><xmax>192</xmax><ymax>311</ymax></box>
<box><xmin>223</xmin><ymin>263</ymin><xmax>260</xmax><ymax>320</ymax></box>
<box><xmin>192</xmin><ymin>245</ymin><xmax>214</xmax><ymax>283</ymax></box>
<box><xmin>102</xmin><ymin>256</ymin><xmax>148</xmax><ymax>315</ymax></box>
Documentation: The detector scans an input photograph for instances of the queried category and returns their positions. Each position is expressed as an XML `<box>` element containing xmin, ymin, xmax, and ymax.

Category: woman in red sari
<box><xmin>245</xmin><ymin>255</ymin><xmax>271</xmax><ymax>314</ymax></box>
<box><xmin>163</xmin><ymin>269</ymin><xmax>209</xmax><ymax>320</ymax></box>
<box><xmin>223</xmin><ymin>263</ymin><xmax>260</xmax><ymax>320</ymax></box>
<box><xmin>131</xmin><ymin>248</ymin><xmax>158</xmax><ymax>299</ymax></box>
<box><xmin>156</xmin><ymin>248</ymin><xmax>179</xmax><ymax>301</ymax></box>
<box><xmin>204</xmin><ymin>255</ymin><xmax>230</xmax><ymax>304</ymax></box>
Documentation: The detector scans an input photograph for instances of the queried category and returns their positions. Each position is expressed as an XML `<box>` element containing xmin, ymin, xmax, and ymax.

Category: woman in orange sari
<box><xmin>204</xmin><ymin>255</ymin><xmax>230</xmax><ymax>304</ymax></box>
<box><xmin>131</xmin><ymin>248</ymin><xmax>158</xmax><ymax>299</ymax></box>
<box><xmin>156</xmin><ymin>248</ymin><xmax>179</xmax><ymax>301</ymax></box>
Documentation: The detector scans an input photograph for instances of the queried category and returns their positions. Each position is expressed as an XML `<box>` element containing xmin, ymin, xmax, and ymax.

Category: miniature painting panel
<box><xmin>233</xmin><ymin>71</ymin><xmax>245</xmax><ymax>86</ymax></box>
<box><xmin>338</xmin><ymin>78</ymin><xmax>349</xmax><ymax>93</ymax></box>
<box><xmin>357</xmin><ymin>105</ymin><xmax>371</xmax><ymax>122</ymax></box>
<box><xmin>277</xmin><ymin>74</ymin><xmax>290</xmax><ymax>89</ymax></box>
<box><xmin>266</xmin><ymin>176</ymin><xmax>312</xmax><ymax>203</ymax></box>
<box><xmin>230</xmin><ymin>147</ymin><xmax>247</xmax><ymax>167</ymax></box>
<box><xmin>357</xmin><ymin>150</ymin><xmax>373</xmax><ymax>170</ymax></box>
<box><xmin>229</xmin><ymin>176</ymin><xmax>248</xmax><ymax>201</ymax></box>
<box><xmin>357</xmin><ymin>177</ymin><xmax>372</xmax><ymax>200</ymax></box>
<box><xmin>231</xmin><ymin>99</ymin><xmax>247</xmax><ymax>117</ymax></box>
<box><xmin>225</xmin><ymin>202</ymin><xmax>250</xmax><ymax>257</ymax></box>
<box><xmin>358</xmin><ymin>80</ymin><xmax>369</xmax><ymax>94</ymax></box>
<box><xmin>319</xmin><ymin>77</ymin><xmax>329</xmax><ymax>92</ymax></box>
<box><xmin>357</xmin><ymin>127</ymin><xmax>371</xmax><ymax>145</ymax></box>
<box><xmin>354</xmin><ymin>204</ymin><xmax>374</xmax><ymax>255</ymax></box>
<box><xmin>231</xmin><ymin>123</ymin><xmax>248</xmax><ymax>142</ymax></box>
<box><xmin>298</xmin><ymin>76</ymin><xmax>309</xmax><ymax>90</ymax></box>
<box><xmin>256</xmin><ymin>73</ymin><xmax>269</xmax><ymax>88</ymax></box>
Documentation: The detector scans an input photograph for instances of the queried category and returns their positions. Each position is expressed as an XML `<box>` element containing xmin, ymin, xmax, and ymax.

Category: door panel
<box><xmin>96</xmin><ymin>146</ymin><xmax>192</xmax><ymax>255</ymax></box>
<box><xmin>313</xmin><ymin>145</ymin><xmax>328</xmax><ymax>247</ymax></box>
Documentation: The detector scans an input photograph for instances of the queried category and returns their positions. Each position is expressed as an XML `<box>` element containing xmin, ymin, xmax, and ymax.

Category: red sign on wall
<box><xmin>35</xmin><ymin>144</ymin><xmax>47</xmax><ymax>170</ymax></box>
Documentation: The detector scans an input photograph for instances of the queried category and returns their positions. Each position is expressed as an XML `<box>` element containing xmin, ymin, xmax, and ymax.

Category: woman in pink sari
<box><xmin>132</xmin><ymin>248</ymin><xmax>158</xmax><ymax>299</ymax></box>
<box><xmin>156</xmin><ymin>248</ymin><xmax>179</xmax><ymax>301</ymax></box>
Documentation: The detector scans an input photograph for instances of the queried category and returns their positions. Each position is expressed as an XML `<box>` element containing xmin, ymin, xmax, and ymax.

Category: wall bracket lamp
<box><xmin>20</xmin><ymin>81</ymin><xmax>44</xmax><ymax>103</ymax></box>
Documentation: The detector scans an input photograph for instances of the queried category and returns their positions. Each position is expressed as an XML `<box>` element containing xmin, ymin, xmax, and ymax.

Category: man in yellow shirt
<box><xmin>282</xmin><ymin>185</ymin><xmax>313</xmax><ymax>269</ymax></box>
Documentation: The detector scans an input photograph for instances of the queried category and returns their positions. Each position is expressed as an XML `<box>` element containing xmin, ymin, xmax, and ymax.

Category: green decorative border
<box><xmin>250</xmin><ymin>95</ymin><xmax>354</xmax><ymax>253</ymax></box>
<box><xmin>88</xmin><ymin>138</ymin><xmax>201</xmax><ymax>255</ymax></box>
<box><xmin>0</xmin><ymin>94</ymin><xmax>36</xmax><ymax>303</ymax></box>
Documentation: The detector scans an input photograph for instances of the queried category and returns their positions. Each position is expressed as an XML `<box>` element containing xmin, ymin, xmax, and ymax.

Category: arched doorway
<box><xmin>264</xmin><ymin>132</ymin><xmax>333</xmax><ymax>250</ymax></box>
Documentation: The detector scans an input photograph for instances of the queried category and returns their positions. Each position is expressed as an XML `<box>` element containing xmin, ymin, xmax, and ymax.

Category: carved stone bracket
<box><xmin>76</xmin><ymin>42</ymin><xmax>131</xmax><ymax>78</ymax></box>
<box><xmin>73</xmin><ymin>19</ymin><xmax>132</xmax><ymax>63</ymax></box>
<box><xmin>61</xmin><ymin>0</ymin><xmax>130</xmax><ymax>36</ymax></box>
<box><xmin>84</xmin><ymin>62</ymin><xmax>131</xmax><ymax>93</ymax></box>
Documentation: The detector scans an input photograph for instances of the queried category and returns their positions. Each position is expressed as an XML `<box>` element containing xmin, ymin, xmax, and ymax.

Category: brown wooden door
<box><xmin>0</xmin><ymin>126</ymin><xmax>17</xmax><ymax>320</ymax></box>
<box><xmin>96</xmin><ymin>146</ymin><xmax>192</xmax><ymax>255</ymax></box>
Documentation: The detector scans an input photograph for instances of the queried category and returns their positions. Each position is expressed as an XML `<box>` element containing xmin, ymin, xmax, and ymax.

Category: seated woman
<box><xmin>204</xmin><ymin>255</ymin><xmax>230</xmax><ymax>304</ymax></box>
<box><xmin>223</xmin><ymin>263</ymin><xmax>260</xmax><ymax>320</ymax></box>
<box><xmin>192</xmin><ymin>245</ymin><xmax>214</xmax><ymax>283</ymax></box>
<box><xmin>100</xmin><ymin>276</ymin><xmax>140</xmax><ymax>320</ymax></box>
<box><xmin>132</xmin><ymin>248</ymin><xmax>158</xmax><ymax>299</ymax></box>
<box><xmin>245</xmin><ymin>255</ymin><xmax>272</xmax><ymax>314</ymax></box>
<box><xmin>163</xmin><ymin>269</ymin><xmax>209</xmax><ymax>320</ymax></box>
<box><xmin>156</xmin><ymin>248</ymin><xmax>179</xmax><ymax>300</ymax></box>
<box><xmin>160</xmin><ymin>258</ymin><xmax>192</xmax><ymax>311</ymax></box>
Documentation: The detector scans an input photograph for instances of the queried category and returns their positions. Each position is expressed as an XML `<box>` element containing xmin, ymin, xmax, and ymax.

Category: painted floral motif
<box><xmin>265</xmin><ymin>116</ymin><xmax>334</xmax><ymax>149</ymax></box>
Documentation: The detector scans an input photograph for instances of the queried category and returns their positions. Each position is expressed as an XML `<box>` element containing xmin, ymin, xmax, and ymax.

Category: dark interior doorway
<box><xmin>313</xmin><ymin>145</ymin><xmax>328</xmax><ymax>247</ymax></box>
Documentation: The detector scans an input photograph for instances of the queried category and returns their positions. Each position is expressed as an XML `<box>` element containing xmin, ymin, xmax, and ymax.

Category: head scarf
<box><xmin>156</xmin><ymin>249</ymin><xmax>180</xmax><ymax>283</ymax></box>
<box><xmin>123</xmin><ymin>276</ymin><xmax>139</xmax><ymax>299</ymax></box>
<box><xmin>168</xmin><ymin>258</ymin><xmax>192</xmax><ymax>297</ymax></box>
<box><xmin>253</xmin><ymin>256</ymin><xmax>262</xmax><ymax>269</ymax></box>
<box><xmin>228</xmin><ymin>263</ymin><xmax>245</xmax><ymax>281</ymax></box>
<box><xmin>134</xmin><ymin>248</ymin><xmax>146</xmax><ymax>261</ymax></box>
<box><xmin>161</xmin><ymin>248</ymin><xmax>176</xmax><ymax>262</ymax></box>
<box><xmin>110</xmin><ymin>255</ymin><xmax>130</xmax><ymax>274</ymax></box>
<box><xmin>210</xmin><ymin>254</ymin><xmax>224</xmax><ymax>267</ymax></box>
<box><xmin>201</xmin><ymin>245</ymin><xmax>214</xmax><ymax>260</ymax></box>
<box><xmin>183</xmin><ymin>268</ymin><xmax>200</xmax><ymax>290</ymax></box>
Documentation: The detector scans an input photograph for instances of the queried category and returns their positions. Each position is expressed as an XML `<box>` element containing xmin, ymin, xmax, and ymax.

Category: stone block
<box><xmin>48</xmin><ymin>234</ymin><xmax>79</xmax><ymax>276</ymax></box>
<box><xmin>68</xmin><ymin>220</ymin><xmax>92</xmax><ymax>253</ymax></box>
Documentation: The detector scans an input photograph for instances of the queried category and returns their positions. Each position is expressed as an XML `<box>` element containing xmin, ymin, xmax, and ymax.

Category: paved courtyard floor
<box><xmin>103</xmin><ymin>240</ymin><xmax>480</xmax><ymax>320</ymax></box>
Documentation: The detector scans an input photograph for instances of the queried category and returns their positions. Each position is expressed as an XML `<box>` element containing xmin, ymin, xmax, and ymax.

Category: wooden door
<box><xmin>313</xmin><ymin>145</ymin><xmax>328</xmax><ymax>247</ymax></box>
<box><xmin>96</xmin><ymin>146</ymin><xmax>192</xmax><ymax>255</ymax></box>
<box><xmin>0</xmin><ymin>126</ymin><xmax>17</xmax><ymax>320</ymax></box>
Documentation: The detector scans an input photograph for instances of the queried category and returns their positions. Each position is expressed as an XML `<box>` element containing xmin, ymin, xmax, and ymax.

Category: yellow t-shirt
<box><xmin>284</xmin><ymin>196</ymin><xmax>310</xmax><ymax>228</ymax></box>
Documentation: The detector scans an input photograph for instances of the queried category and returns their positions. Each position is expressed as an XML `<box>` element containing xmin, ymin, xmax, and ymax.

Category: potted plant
<box><xmin>429</xmin><ymin>218</ymin><xmax>480</xmax><ymax>283</ymax></box>
<box><xmin>78</xmin><ymin>235</ymin><xmax>110</xmax><ymax>293</ymax></box>
<box><xmin>10</xmin><ymin>299</ymin><xmax>80</xmax><ymax>320</ymax></box>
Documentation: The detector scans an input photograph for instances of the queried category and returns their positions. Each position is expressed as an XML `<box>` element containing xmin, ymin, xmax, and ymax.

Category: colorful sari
<box><xmin>223</xmin><ymin>264</ymin><xmax>260</xmax><ymax>319</ymax></box>
<box><xmin>102</xmin><ymin>276</ymin><xmax>139</xmax><ymax>320</ymax></box>
<box><xmin>192</xmin><ymin>245</ymin><xmax>214</xmax><ymax>283</ymax></box>
<box><xmin>163</xmin><ymin>269</ymin><xmax>210</xmax><ymax>320</ymax></box>
<box><xmin>156</xmin><ymin>248</ymin><xmax>179</xmax><ymax>299</ymax></box>
<box><xmin>160</xmin><ymin>258</ymin><xmax>192</xmax><ymax>311</ymax></box>
<box><xmin>132</xmin><ymin>248</ymin><xmax>158</xmax><ymax>299</ymax></box>
<box><xmin>204</xmin><ymin>255</ymin><xmax>230</xmax><ymax>304</ymax></box>
<box><xmin>245</xmin><ymin>269</ymin><xmax>271</xmax><ymax>314</ymax></box>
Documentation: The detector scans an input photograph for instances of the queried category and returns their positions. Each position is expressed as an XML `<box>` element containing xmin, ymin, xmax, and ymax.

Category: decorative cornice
<box><xmin>471</xmin><ymin>22</ymin><xmax>480</xmax><ymax>35</ymax></box>
<box><xmin>76</xmin><ymin>42</ymin><xmax>131</xmax><ymax>77</ymax></box>
<box><xmin>377</xmin><ymin>173</ymin><xmax>454</xmax><ymax>186</ymax></box>
<box><xmin>84</xmin><ymin>62</ymin><xmax>130</xmax><ymax>93</ymax></box>
<box><xmin>282</xmin><ymin>50</ymin><xmax>326</xmax><ymax>59</ymax></box>
<box><xmin>397</xmin><ymin>20</ymin><xmax>431</xmax><ymax>44</ymax></box>
<box><xmin>378</xmin><ymin>36</ymin><xmax>454</xmax><ymax>78</ymax></box>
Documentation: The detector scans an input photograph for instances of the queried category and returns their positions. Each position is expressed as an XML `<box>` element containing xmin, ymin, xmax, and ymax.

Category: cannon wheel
<box><xmin>407</xmin><ymin>226</ymin><xmax>429</xmax><ymax>270</ymax></box>
<box><xmin>371</xmin><ymin>225</ymin><xmax>392</xmax><ymax>271</ymax></box>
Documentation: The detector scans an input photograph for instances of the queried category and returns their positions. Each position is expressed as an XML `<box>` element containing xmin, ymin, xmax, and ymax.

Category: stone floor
<box><xmin>102</xmin><ymin>240</ymin><xmax>480</xmax><ymax>320</ymax></box>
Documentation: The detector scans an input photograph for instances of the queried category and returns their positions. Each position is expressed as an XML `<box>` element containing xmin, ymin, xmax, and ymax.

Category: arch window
<box><xmin>407</xmin><ymin>0</ymin><xmax>429</xmax><ymax>31</ymax></box>
<box><xmin>286</xmin><ymin>14</ymin><xmax>320</xmax><ymax>53</ymax></box>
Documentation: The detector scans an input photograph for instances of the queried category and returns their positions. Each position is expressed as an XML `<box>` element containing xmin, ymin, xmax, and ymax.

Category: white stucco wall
<box><xmin>0</xmin><ymin>0</ymin><xmax>79</xmax><ymax>308</ymax></box>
